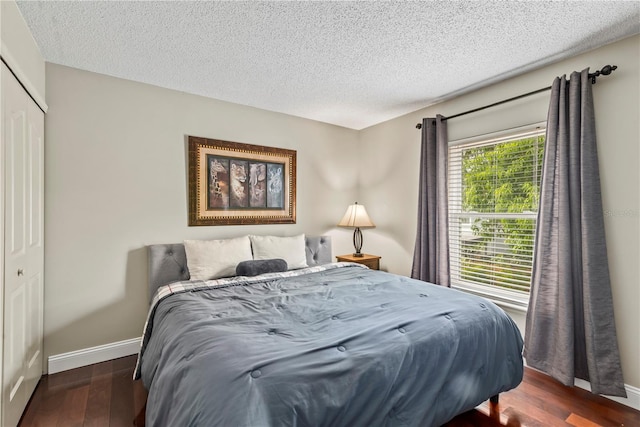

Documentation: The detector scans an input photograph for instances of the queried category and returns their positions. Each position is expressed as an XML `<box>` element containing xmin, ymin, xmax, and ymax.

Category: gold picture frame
<box><xmin>188</xmin><ymin>136</ymin><xmax>296</xmax><ymax>226</ymax></box>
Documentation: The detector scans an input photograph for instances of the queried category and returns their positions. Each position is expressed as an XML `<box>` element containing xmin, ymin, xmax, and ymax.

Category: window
<box><xmin>448</xmin><ymin>127</ymin><xmax>545</xmax><ymax>308</ymax></box>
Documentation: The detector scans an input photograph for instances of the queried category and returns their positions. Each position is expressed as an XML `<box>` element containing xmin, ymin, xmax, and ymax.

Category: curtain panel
<box><xmin>524</xmin><ymin>69</ymin><xmax>626</xmax><ymax>397</ymax></box>
<box><xmin>411</xmin><ymin>115</ymin><xmax>450</xmax><ymax>286</ymax></box>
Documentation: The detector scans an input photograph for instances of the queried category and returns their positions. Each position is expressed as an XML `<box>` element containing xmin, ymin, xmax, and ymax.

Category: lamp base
<box><xmin>352</xmin><ymin>227</ymin><xmax>364</xmax><ymax>257</ymax></box>
<box><xmin>352</xmin><ymin>252</ymin><xmax>364</xmax><ymax>258</ymax></box>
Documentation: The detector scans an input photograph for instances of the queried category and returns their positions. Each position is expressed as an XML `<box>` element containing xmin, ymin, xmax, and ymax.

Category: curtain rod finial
<box><xmin>591</xmin><ymin>64</ymin><xmax>617</xmax><ymax>84</ymax></box>
<box><xmin>416</xmin><ymin>123</ymin><xmax>422</xmax><ymax>129</ymax></box>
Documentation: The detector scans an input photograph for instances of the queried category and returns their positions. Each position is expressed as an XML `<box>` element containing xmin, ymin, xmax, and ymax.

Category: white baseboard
<box><xmin>48</xmin><ymin>337</ymin><xmax>141</xmax><ymax>374</ymax></box>
<box><xmin>574</xmin><ymin>378</ymin><xmax>640</xmax><ymax>411</ymax></box>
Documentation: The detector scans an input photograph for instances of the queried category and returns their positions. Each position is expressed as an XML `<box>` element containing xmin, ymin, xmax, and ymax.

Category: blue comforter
<box><xmin>136</xmin><ymin>263</ymin><xmax>523</xmax><ymax>427</ymax></box>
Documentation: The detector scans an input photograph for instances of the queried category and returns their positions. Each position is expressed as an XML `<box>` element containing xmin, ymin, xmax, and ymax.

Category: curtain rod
<box><xmin>415</xmin><ymin>64</ymin><xmax>617</xmax><ymax>129</ymax></box>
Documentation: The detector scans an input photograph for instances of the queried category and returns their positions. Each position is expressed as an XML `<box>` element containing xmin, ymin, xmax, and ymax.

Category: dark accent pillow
<box><xmin>236</xmin><ymin>259</ymin><xmax>288</xmax><ymax>277</ymax></box>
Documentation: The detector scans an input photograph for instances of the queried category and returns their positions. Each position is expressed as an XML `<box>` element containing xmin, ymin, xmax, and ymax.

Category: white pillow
<box><xmin>184</xmin><ymin>236</ymin><xmax>253</xmax><ymax>280</ymax></box>
<box><xmin>249</xmin><ymin>234</ymin><xmax>308</xmax><ymax>270</ymax></box>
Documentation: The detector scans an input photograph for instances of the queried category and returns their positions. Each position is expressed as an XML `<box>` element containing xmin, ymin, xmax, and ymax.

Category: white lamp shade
<box><xmin>337</xmin><ymin>203</ymin><xmax>375</xmax><ymax>228</ymax></box>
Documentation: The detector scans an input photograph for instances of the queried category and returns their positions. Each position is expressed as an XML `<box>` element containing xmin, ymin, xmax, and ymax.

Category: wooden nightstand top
<box><xmin>336</xmin><ymin>253</ymin><xmax>381</xmax><ymax>270</ymax></box>
<box><xmin>336</xmin><ymin>253</ymin><xmax>380</xmax><ymax>262</ymax></box>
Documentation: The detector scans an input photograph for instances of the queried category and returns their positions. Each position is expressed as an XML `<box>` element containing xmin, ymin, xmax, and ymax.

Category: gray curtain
<box><xmin>411</xmin><ymin>116</ymin><xmax>449</xmax><ymax>286</ymax></box>
<box><xmin>524</xmin><ymin>69</ymin><xmax>626</xmax><ymax>397</ymax></box>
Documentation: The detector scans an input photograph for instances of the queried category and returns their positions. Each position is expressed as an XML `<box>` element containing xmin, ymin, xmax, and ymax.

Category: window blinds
<box><xmin>448</xmin><ymin>129</ymin><xmax>545</xmax><ymax>294</ymax></box>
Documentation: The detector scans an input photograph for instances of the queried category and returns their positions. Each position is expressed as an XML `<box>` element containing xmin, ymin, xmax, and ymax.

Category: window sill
<box><xmin>452</xmin><ymin>282</ymin><xmax>529</xmax><ymax>313</ymax></box>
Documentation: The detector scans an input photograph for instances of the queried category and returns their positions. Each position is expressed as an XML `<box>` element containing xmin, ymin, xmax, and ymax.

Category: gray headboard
<box><xmin>147</xmin><ymin>236</ymin><xmax>332</xmax><ymax>302</ymax></box>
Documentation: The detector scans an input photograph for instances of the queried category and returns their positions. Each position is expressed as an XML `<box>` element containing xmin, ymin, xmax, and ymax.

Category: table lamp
<box><xmin>337</xmin><ymin>202</ymin><xmax>375</xmax><ymax>257</ymax></box>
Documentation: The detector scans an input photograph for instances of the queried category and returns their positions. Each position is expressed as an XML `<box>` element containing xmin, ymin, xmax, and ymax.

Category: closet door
<box><xmin>2</xmin><ymin>63</ymin><xmax>44</xmax><ymax>427</ymax></box>
<box><xmin>24</xmin><ymin>87</ymin><xmax>44</xmax><ymax>404</ymax></box>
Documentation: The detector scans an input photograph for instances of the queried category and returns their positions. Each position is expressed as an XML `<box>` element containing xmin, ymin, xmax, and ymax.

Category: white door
<box><xmin>24</xmin><ymin>88</ymin><xmax>44</xmax><ymax>403</ymax></box>
<box><xmin>2</xmin><ymin>63</ymin><xmax>44</xmax><ymax>427</ymax></box>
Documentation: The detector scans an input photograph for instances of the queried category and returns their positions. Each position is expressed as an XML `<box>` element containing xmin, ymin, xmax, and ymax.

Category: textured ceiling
<box><xmin>16</xmin><ymin>1</ymin><xmax>640</xmax><ymax>130</ymax></box>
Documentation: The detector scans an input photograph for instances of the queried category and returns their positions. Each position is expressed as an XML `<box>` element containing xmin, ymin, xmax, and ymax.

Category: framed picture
<box><xmin>188</xmin><ymin>136</ymin><xmax>296</xmax><ymax>225</ymax></box>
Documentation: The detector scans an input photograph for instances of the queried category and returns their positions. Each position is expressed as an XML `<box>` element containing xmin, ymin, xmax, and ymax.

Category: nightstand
<box><xmin>336</xmin><ymin>254</ymin><xmax>381</xmax><ymax>270</ymax></box>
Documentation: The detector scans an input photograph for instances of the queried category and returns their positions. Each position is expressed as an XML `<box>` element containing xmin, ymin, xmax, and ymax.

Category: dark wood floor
<box><xmin>18</xmin><ymin>354</ymin><xmax>640</xmax><ymax>427</ymax></box>
<box><xmin>18</xmin><ymin>355</ymin><xmax>147</xmax><ymax>427</ymax></box>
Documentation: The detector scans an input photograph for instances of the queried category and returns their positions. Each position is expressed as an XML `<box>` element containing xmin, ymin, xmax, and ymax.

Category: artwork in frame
<box><xmin>188</xmin><ymin>136</ymin><xmax>296</xmax><ymax>225</ymax></box>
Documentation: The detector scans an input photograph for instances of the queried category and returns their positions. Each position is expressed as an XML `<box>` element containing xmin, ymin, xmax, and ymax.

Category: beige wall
<box><xmin>359</xmin><ymin>35</ymin><xmax>640</xmax><ymax>390</ymax></box>
<box><xmin>0</xmin><ymin>0</ymin><xmax>46</xmax><ymax>108</ymax></box>
<box><xmin>44</xmin><ymin>63</ymin><xmax>359</xmax><ymax>359</ymax></box>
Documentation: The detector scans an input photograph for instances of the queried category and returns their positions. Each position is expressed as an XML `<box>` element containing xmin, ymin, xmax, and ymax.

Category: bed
<box><xmin>134</xmin><ymin>236</ymin><xmax>524</xmax><ymax>427</ymax></box>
